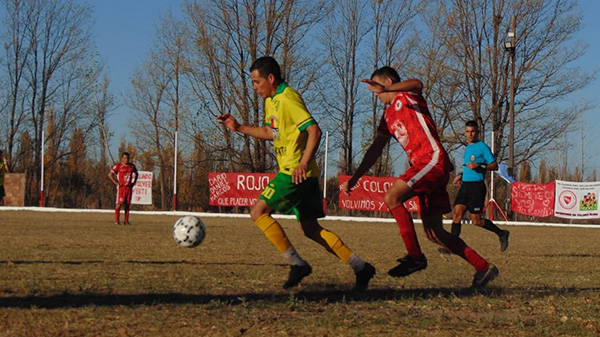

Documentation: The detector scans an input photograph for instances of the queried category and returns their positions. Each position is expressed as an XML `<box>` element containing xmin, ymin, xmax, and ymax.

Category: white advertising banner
<box><xmin>554</xmin><ymin>180</ymin><xmax>600</xmax><ymax>219</ymax></box>
<box><xmin>132</xmin><ymin>171</ymin><xmax>153</xmax><ymax>205</ymax></box>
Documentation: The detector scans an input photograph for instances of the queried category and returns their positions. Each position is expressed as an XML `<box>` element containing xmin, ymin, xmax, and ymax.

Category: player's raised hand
<box><xmin>361</xmin><ymin>79</ymin><xmax>385</xmax><ymax>94</ymax></box>
<box><xmin>340</xmin><ymin>178</ymin><xmax>357</xmax><ymax>196</ymax></box>
<box><xmin>217</xmin><ymin>113</ymin><xmax>240</xmax><ymax>131</ymax></box>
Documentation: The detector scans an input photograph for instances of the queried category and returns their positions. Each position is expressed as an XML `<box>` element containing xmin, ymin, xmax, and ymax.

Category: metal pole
<box><xmin>173</xmin><ymin>130</ymin><xmax>178</xmax><ymax>211</ymax></box>
<box><xmin>40</xmin><ymin>130</ymin><xmax>45</xmax><ymax>207</ymax></box>
<box><xmin>508</xmin><ymin>15</ymin><xmax>516</xmax><ymax>177</ymax></box>
<box><xmin>322</xmin><ymin>131</ymin><xmax>328</xmax><ymax>214</ymax></box>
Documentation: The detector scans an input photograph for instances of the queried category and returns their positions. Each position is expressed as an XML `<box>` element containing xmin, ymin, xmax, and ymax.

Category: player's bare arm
<box><xmin>292</xmin><ymin>123</ymin><xmax>321</xmax><ymax>184</ymax></box>
<box><xmin>131</xmin><ymin>170</ymin><xmax>139</xmax><ymax>187</ymax></box>
<box><xmin>453</xmin><ymin>172</ymin><xmax>462</xmax><ymax>186</ymax></box>
<box><xmin>361</xmin><ymin>78</ymin><xmax>423</xmax><ymax>94</ymax></box>
<box><xmin>217</xmin><ymin>113</ymin><xmax>273</xmax><ymax>140</ymax></box>
<box><xmin>108</xmin><ymin>171</ymin><xmax>119</xmax><ymax>186</ymax></box>
<box><xmin>342</xmin><ymin>134</ymin><xmax>389</xmax><ymax>195</ymax></box>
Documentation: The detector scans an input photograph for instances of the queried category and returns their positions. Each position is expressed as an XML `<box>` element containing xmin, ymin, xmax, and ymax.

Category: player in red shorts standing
<box><xmin>342</xmin><ymin>66</ymin><xmax>498</xmax><ymax>288</ymax></box>
<box><xmin>108</xmin><ymin>152</ymin><xmax>138</xmax><ymax>225</ymax></box>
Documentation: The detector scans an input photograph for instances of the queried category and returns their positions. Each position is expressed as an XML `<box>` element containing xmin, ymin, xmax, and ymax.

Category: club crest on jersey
<box><xmin>390</xmin><ymin>120</ymin><xmax>408</xmax><ymax>148</ymax></box>
<box><xmin>470</xmin><ymin>155</ymin><xmax>476</xmax><ymax>162</ymax></box>
<box><xmin>394</xmin><ymin>99</ymin><xmax>403</xmax><ymax>111</ymax></box>
<box><xmin>269</xmin><ymin>115</ymin><xmax>280</xmax><ymax>140</ymax></box>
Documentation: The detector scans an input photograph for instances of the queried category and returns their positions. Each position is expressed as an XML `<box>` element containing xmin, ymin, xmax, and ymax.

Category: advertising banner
<box><xmin>554</xmin><ymin>180</ymin><xmax>600</xmax><ymax>219</ymax></box>
<box><xmin>132</xmin><ymin>171</ymin><xmax>153</xmax><ymax>205</ymax></box>
<box><xmin>338</xmin><ymin>175</ymin><xmax>419</xmax><ymax>213</ymax></box>
<box><xmin>511</xmin><ymin>181</ymin><xmax>554</xmax><ymax>217</ymax></box>
<box><xmin>209</xmin><ymin>172</ymin><xmax>276</xmax><ymax>207</ymax></box>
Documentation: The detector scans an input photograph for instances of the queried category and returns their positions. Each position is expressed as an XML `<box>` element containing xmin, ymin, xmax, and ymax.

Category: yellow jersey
<box><xmin>264</xmin><ymin>83</ymin><xmax>320</xmax><ymax>178</ymax></box>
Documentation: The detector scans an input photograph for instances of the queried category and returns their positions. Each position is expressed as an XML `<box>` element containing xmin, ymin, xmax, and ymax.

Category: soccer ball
<box><xmin>173</xmin><ymin>215</ymin><xmax>206</xmax><ymax>248</ymax></box>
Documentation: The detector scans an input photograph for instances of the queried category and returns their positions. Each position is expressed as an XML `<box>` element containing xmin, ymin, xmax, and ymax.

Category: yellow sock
<box><xmin>318</xmin><ymin>229</ymin><xmax>353</xmax><ymax>262</ymax></box>
<box><xmin>255</xmin><ymin>214</ymin><xmax>292</xmax><ymax>253</ymax></box>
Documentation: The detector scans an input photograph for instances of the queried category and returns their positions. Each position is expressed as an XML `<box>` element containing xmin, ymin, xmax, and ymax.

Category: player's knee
<box><xmin>472</xmin><ymin>217</ymin><xmax>484</xmax><ymax>227</ymax></box>
<box><xmin>384</xmin><ymin>193</ymin><xmax>401</xmax><ymax>209</ymax></box>
<box><xmin>249</xmin><ymin>208</ymin><xmax>264</xmax><ymax>222</ymax></box>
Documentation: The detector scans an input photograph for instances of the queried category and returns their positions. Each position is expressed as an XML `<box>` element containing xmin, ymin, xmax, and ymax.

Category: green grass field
<box><xmin>1</xmin><ymin>209</ymin><xmax>599</xmax><ymax>336</ymax></box>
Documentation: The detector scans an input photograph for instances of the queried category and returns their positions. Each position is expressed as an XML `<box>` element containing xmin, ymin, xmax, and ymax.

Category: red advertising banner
<box><xmin>338</xmin><ymin>175</ymin><xmax>419</xmax><ymax>213</ymax></box>
<box><xmin>209</xmin><ymin>172</ymin><xmax>276</xmax><ymax>207</ymax></box>
<box><xmin>511</xmin><ymin>181</ymin><xmax>555</xmax><ymax>217</ymax></box>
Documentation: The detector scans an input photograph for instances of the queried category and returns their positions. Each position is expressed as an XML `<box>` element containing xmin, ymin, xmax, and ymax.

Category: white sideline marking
<box><xmin>1</xmin><ymin>206</ymin><xmax>599</xmax><ymax>228</ymax></box>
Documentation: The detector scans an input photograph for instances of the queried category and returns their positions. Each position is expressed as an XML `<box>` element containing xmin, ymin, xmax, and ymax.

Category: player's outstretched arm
<box><xmin>342</xmin><ymin>134</ymin><xmax>389</xmax><ymax>195</ymax></box>
<box><xmin>217</xmin><ymin>113</ymin><xmax>273</xmax><ymax>140</ymax></box>
<box><xmin>361</xmin><ymin>78</ymin><xmax>423</xmax><ymax>94</ymax></box>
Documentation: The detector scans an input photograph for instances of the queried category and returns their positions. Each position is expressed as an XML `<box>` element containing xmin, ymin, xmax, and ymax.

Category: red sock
<box><xmin>443</xmin><ymin>236</ymin><xmax>489</xmax><ymax>272</ymax></box>
<box><xmin>115</xmin><ymin>207</ymin><xmax>120</xmax><ymax>223</ymax></box>
<box><xmin>124</xmin><ymin>209</ymin><xmax>130</xmax><ymax>223</ymax></box>
<box><xmin>390</xmin><ymin>204</ymin><xmax>423</xmax><ymax>259</ymax></box>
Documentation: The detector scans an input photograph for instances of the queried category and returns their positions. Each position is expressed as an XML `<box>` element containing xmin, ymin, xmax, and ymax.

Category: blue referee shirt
<box><xmin>462</xmin><ymin>141</ymin><xmax>496</xmax><ymax>182</ymax></box>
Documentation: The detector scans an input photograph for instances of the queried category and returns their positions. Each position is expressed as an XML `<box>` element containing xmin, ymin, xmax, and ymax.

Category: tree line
<box><xmin>0</xmin><ymin>0</ymin><xmax>595</xmax><ymax>216</ymax></box>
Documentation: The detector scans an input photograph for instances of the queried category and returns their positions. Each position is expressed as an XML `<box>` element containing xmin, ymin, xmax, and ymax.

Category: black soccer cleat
<box><xmin>388</xmin><ymin>255</ymin><xmax>428</xmax><ymax>277</ymax></box>
<box><xmin>353</xmin><ymin>262</ymin><xmax>376</xmax><ymax>292</ymax></box>
<box><xmin>283</xmin><ymin>263</ymin><xmax>312</xmax><ymax>289</ymax></box>
<box><xmin>472</xmin><ymin>264</ymin><xmax>499</xmax><ymax>288</ymax></box>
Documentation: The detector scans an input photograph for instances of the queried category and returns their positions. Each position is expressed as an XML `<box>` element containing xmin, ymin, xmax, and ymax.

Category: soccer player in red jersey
<box><xmin>342</xmin><ymin>66</ymin><xmax>498</xmax><ymax>288</ymax></box>
<box><xmin>108</xmin><ymin>152</ymin><xmax>138</xmax><ymax>225</ymax></box>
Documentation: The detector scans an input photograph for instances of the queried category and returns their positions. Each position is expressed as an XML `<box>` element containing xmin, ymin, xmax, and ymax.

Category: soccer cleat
<box><xmin>115</xmin><ymin>222</ymin><xmax>121</xmax><ymax>225</ymax></box>
<box><xmin>499</xmin><ymin>230</ymin><xmax>510</xmax><ymax>252</ymax></box>
<box><xmin>388</xmin><ymin>255</ymin><xmax>428</xmax><ymax>277</ymax></box>
<box><xmin>472</xmin><ymin>264</ymin><xmax>499</xmax><ymax>288</ymax></box>
<box><xmin>283</xmin><ymin>263</ymin><xmax>312</xmax><ymax>289</ymax></box>
<box><xmin>124</xmin><ymin>222</ymin><xmax>132</xmax><ymax>225</ymax></box>
<box><xmin>353</xmin><ymin>262</ymin><xmax>376</xmax><ymax>292</ymax></box>
<box><xmin>438</xmin><ymin>247</ymin><xmax>451</xmax><ymax>255</ymax></box>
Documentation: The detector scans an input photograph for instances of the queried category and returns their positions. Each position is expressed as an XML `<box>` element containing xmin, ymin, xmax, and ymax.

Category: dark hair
<box><xmin>121</xmin><ymin>152</ymin><xmax>130</xmax><ymax>157</ymax></box>
<box><xmin>250</xmin><ymin>56</ymin><xmax>282</xmax><ymax>82</ymax></box>
<box><xmin>465</xmin><ymin>120</ymin><xmax>478</xmax><ymax>129</ymax></box>
<box><xmin>371</xmin><ymin>66</ymin><xmax>401</xmax><ymax>83</ymax></box>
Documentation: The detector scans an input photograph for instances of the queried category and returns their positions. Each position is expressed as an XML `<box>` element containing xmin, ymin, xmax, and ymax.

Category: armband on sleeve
<box><xmin>478</xmin><ymin>163</ymin><xmax>487</xmax><ymax>170</ymax></box>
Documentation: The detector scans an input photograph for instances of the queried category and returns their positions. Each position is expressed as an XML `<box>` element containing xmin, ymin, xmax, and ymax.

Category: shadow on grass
<box><xmin>2</xmin><ymin>285</ymin><xmax>598</xmax><ymax>309</ymax></box>
<box><xmin>0</xmin><ymin>260</ymin><xmax>284</xmax><ymax>267</ymax></box>
<box><xmin>533</xmin><ymin>253</ymin><xmax>600</xmax><ymax>258</ymax></box>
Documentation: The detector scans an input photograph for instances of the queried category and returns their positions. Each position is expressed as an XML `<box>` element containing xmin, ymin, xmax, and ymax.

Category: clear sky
<box><xmin>87</xmin><ymin>0</ymin><xmax>600</xmax><ymax>174</ymax></box>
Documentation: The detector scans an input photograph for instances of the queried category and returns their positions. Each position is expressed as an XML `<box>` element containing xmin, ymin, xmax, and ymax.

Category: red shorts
<box><xmin>400</xmin><ymin>160</ymin><xmax>452</xmax><ymax>216</ymax></box>
<box><xmin>116</xmin><ymin>186</ymin><xmax>133</xmax><ymax>205</ymax></box>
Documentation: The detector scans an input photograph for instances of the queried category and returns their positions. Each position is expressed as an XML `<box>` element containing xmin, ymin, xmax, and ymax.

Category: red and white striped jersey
<box><xmin>377</xmin><ymin>91</ymin><xmax>452</xmax><ymax>171</ymax></box>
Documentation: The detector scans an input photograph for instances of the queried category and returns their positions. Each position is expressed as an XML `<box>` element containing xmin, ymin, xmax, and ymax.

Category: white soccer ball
<box><xmin>173</xmin><ymin>215</ymin><xmax>206</xmax><ymax>248</ymax></box>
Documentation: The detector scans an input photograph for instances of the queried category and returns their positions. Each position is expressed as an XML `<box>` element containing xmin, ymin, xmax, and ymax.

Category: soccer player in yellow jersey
<box><xmin>217</xmin><ymin>56</ymin><xmax>375</xmax><ymax>291</ymax></box>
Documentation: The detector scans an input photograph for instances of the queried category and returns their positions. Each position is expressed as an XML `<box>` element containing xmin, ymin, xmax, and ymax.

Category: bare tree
<box><xmin>367</xmin><ymin>0</ymin><xmax>417</xmax><ymax>177</ymax></box>
<box><xmin>0</xmin><ymin>0</ymin><xmax>104</xmax><ymax>205</ymax></box>
<box><xmin>184</xmin><ymin>0</ymin><xmax>327</xmax><ymax>174</ymax></box>
<box><xmin>418</xmin><ymin>0</ymin><xmax>595</xmax><ymax>168</ymax></box>
<box><xmin>318</xmin><ymin>0</ymin><xmax>370</xmax><ymax>175</ymax></box>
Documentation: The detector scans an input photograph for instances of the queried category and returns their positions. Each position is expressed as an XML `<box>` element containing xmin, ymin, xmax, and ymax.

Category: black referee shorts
<box><xmin>454</xmin><ymin>181</ymin><xmax>486</xmax><ymax>214</ymax></box>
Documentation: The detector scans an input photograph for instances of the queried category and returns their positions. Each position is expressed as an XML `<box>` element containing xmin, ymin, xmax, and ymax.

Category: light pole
<box><xmin>504</xmin><ymin>15</ymin><xmax>516</xmax><ymax>178</ymax></box>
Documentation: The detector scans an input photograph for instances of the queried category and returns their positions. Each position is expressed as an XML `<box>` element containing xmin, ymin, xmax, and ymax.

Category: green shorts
<box><xmin>259</xmin><ymin>173</ymin><xmax>325</xmax><ymax>221</ymax></box>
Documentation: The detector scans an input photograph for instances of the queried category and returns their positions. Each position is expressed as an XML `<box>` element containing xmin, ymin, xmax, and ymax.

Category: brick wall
<box><xmin>4</xmin><ymin>173</ymin><xmax>25</xmax><ymax>206</ymax></box>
